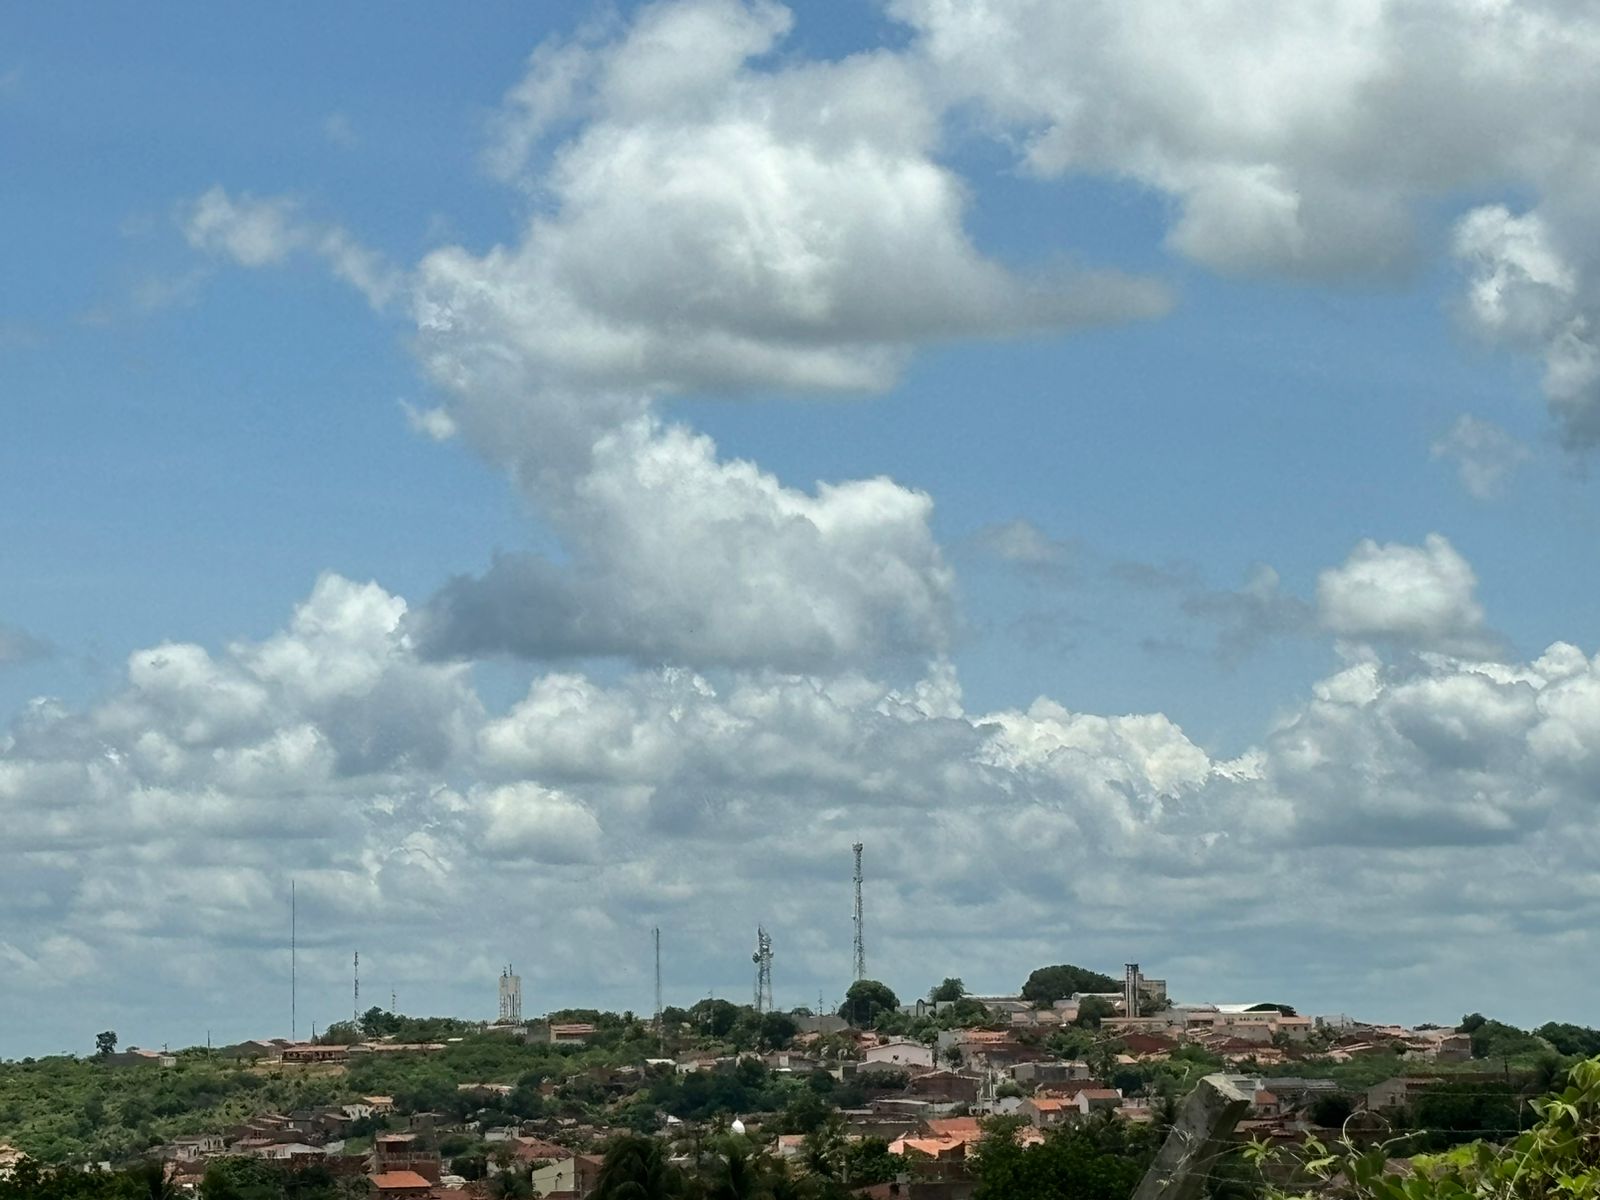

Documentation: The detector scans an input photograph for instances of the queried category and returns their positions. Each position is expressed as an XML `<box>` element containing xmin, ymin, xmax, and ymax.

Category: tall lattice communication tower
<box><xmin>851</xmin><ymin>842</ymin><xmax>866</xmax><ymax>981</ymax></box>
<box><xmin>498</xmin><ymin>964</ymin><xmax>523</xmax><ymax>1023</ymax></box>
<box><xmin>290</xmin><ymin>881</ymin><xmax>297</xmax><ymax>1041</ymax></box>
<box><xmin>653</xmin><ymin>928</ymin><xmax>663</xmax><ymax>1025</ymax></box>
<box><xmin>752</xmin><ymin>927</ymin><xmax>774</xmax><ymax>1013</ymax></box>
<box><xmin>353</xmin><ymin>950</ymin><xmax>360</xmax><ymax>1024</ymax></box>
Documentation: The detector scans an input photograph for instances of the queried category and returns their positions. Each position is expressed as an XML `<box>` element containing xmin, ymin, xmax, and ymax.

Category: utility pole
<box><xmin>851</xmin><ymin>842</ymin><xmax>866</xmax><ymax>982</ymax></box>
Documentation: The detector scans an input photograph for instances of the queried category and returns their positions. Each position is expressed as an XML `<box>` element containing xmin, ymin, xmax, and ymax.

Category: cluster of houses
<box><xmin>0</xmin><ymin>975</ymin><xmax>1505</xmax><ymax>1199</ymax></box>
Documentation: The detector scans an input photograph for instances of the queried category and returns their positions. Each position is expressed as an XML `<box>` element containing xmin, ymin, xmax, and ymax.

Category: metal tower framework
<box><xmin>290</xmin><ymin>881</ymin><xmax>297</xmax><ymax>1041</ymax></box>
<box><xmin>653</xmin><ymin>927</ymin><xmax>663</xmax><ymax>1028</ymax></box>
<box><xmin>752</xmin><ymin>927</ymin><xmax>774</xmax><ymax>1013</ymax></box>
<box><xmin>353</xmin><ymin>950</ymin><xmax>360</xmax><ymax>1024</ymax></box>
<box><xmin>498</xmin><ymin>964</ymin><xmax>523</xmax><ymax>1023</ymax></box>
<box><xmin>851</xmin><ymin>842</ymin><xmax>866</xmax><ymax>982</ymax></box>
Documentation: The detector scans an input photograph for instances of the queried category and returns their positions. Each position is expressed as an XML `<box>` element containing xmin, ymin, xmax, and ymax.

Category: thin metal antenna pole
<box><xmin>291</xmin><ymin>880</ymin><xmax>297</xmax><ymax>1041</ymax></box>
<box><xmin>654</xmin><ymin>927</ymin><xmax>664</xmax><ymax>1054</ymax></box>
<box><xmin>851</xmin><ymin>843</ymin><xmax>866</xmax><ymax>982</ymax></box>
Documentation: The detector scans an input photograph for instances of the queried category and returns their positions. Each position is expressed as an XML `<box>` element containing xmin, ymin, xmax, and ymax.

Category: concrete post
<box><xmin>1131</xmin><ymin>1074</ymin><xmax>1252</xmax><ymax>1200</ymax></box>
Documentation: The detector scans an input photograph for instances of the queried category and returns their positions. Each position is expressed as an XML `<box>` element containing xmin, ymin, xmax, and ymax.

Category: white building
<box><xmin>864</xmin><ymin>1039</ymin><xmax>936</xmax><ymax>1069</ymax></box>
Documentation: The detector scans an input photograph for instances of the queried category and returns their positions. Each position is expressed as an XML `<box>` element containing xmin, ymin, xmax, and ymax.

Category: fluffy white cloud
<box><xmin>188</xmin><ymin>2</ymin><xmax>1172</xmax><ymax>675</ymax></box>
<box><xmin>897</xmin><ymin>0</ymin><xmax>1599</xmax><ymax>276</ymax></box>
<box><xmin>414</xmin><ymin>415</ymin><xmax>954</xmax><ymax>671</ymax></box>
<box><xmin>1316</xmin><ymin>533</ymin><xmax>1496</xmax><ymax>656</ymax></box>
<box><xmin>1453</xmin><ymin>206</ymin><xmax>1600</xmax><ymax>446</ymax></box>
<box><xmin>443</xmin><ymin>0</ymin><xmax>1168</xmax><ymax>397</ymax></box>
<box><xmin>8</xmin><ymin>563</ymin><xmax>1600</xmax><ymax>1050</ymax></box>
<box><xmin>895</xmin><ymin>0</ymin><xmax>1600</xmax><ymax>439</ymax></box>
<box><xmin>183</xmin><ymin>187</ymin><xmax>401</xmax><ymax>308</ymax></box>
<box><xmin>1431</xmin><ymin>414</ymin><xmax>1533</xmax><ymax>499</ymax></box>
<box><xmin>184</xmin><ymin>187</ymin><xmax>306</xmax><ymax>267</ymax></box>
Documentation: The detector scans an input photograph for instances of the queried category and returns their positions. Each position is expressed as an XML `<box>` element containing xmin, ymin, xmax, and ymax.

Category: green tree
<box><xmin>929</xmin><ymin>978</ymin><xmax>966</xmax><ymax>1003</ymax></box>
<box><xmin>1534</xmin><ymin>1022</ymin><xmax>1600</xmax><ymax>1057</ymax></box>
<box><xmin>94</xmin><ymin>1031</ymin><xmax>118</xmax><ymax>1059</ymax></box>
<box><xmin>839</xmin><ymin>980</ymin><xmax>899</xmax><ymax>1028</ymax></box>
<box><xmin>592</xmin><ymin>1134</ymin><xmax>683</xmax><ymax>1200</ymax></box>
<box><xmin>1254</xmin><ymin>1056</ymin><xmax>1600</xmax><ymax>1200</ymax></box>
<box><xmin>200</xmin><ymin>1156</ymin><xmax>282</xmax><ymax>1199</ymax></box>
<box><xmin>359</xmin><ymin>1006</ymin><xmax>401</xmax><ymax>1039</ymax></box>
<box><xmin>489</xmin><ymin>1168</ymin><xmax>534</xmax><ymax>1199</ymax></box>
<box><xmin>1074</xmin><ymin>997</ymin><xmax>1115</xmax><ymax>1029</ymax></box>
<box><xmin>840</xmin><ymin>1137</ymin><xmax>899</xmax><ymax>1186</ymax></box>
<box><xmin>758</xmin><ymin>1011</ymin><xmax>799</xmax><ymax>1050</ymax></box>
<box><xmin>703</xmin><ymin>1139</ymin><xmax>769</xmax><ymax>1200</ymax></box>
<box><xmin>1020</xmin><ymin>965</ymin><xmax>1119</xmax><ymax>1008</ymax></box>
<box><xmin>688</xmin><ymin>999</ymin><xmax>743</xmax><ymax>1039</ymax></box>
<box><xmin>1405</xmin><ymin>1080</ymin><xmax>1532</xmax><ymax>1151</ymax></box>
<box><xmin>972</xmin><ymin>1119</ymin><xmax>1154</xmax><ymax>1200</ymax></box>
<box><xmin>1307</xmin><ymin>1094</ymin><xmax>1355</xmax><ymax>1128</ymax></box>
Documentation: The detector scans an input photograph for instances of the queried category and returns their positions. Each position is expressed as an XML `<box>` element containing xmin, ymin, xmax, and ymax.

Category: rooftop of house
<box><xmin>889</xmin><ymin>1137</ymin><xmax>965</xmax><ymax>1158</ymax></box>
<box><xmin>368</xmin><ymin>1170</ymin><xmax>432</xmax><ymax>1188</ymax></box>
<box><xmin>923</xmin><ymin>1117</ymin><xmax>982</xmax><ymax>1141</ymax></box>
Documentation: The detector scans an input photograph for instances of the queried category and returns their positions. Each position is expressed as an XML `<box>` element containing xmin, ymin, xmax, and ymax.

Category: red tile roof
<box><xmin>370</xmin><ymin>1170</ymin><xmax>432</xmax><ymax>1187</ymax></box>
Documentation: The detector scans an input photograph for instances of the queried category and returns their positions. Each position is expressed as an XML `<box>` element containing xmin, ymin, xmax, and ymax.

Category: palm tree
<box><xmin>802</xmin><ymin>1116</ymin><xmax>846</xmax><ymax>1180</ymax></box>
<box><xmin>489</xmin><ymin>1167</ymin><xmax>535</xmax><ymax>1199</ymax></box>
<box><xmin>131</xmin><ymin>1159</ymin><xmax>179</xmax><ymax>1200</ymax></box>
<box><xmin>703</xmin><ymin>1139</ymin><xmax>770</xmax><ymax>1200</ymax></box>
<box><xmin>593</xmin><ymin>1133</ymin><xmax>684</xmax><ymax>1200</ymax></box>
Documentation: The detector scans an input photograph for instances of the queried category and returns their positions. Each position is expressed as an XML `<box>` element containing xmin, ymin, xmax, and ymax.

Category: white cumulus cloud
<box><xmin>1316</xmin><ymin>533</ymin><xmax>1497</xmax><ymax>656</ymax></box>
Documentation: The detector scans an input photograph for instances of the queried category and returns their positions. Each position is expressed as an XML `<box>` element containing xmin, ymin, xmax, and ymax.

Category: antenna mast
<box><xmin>752</xmin><ymin>927</ymin><xmax>773</xmax><ymax>1013</ymax></box>
<box><xmin>851</xmin><ymin>842</ymin><xmax>866</xmax><ymax>981</ymax></box>
<box><xmin>498</xmin><ymin>964</ymin><xmax>523</xmax><ymax>1024</ymax></box>
<box><xmin>290</xmin><ymin>880</ymin><xmax>297</xmax><ymax>1041</ymax></box>
<box><xmin>353</xmin><ymin>950</ymin><xmax>360</xmax><ymax>1025</ymax></box>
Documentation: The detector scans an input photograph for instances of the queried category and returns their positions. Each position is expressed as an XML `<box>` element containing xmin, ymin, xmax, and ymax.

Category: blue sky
<box><xmin>4</xmin><ymin>0</ymin><xmax>1600</xmax><ymax>1057</ymax></box>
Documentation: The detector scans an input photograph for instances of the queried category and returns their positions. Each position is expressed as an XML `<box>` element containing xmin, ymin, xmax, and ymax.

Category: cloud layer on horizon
<box><xmin>5</xmin><ymin>537</ymin><xmax>1600</xmax><ymax>1045</ymax></box>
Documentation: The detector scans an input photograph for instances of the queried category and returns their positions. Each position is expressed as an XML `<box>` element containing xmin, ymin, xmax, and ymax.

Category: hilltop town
<box><xmin>1</xmin><ymin>962</ymin><xmax>1591</xmax><ymax>1199</ymax></box>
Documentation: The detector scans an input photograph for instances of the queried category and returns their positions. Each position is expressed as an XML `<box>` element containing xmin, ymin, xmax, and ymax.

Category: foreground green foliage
<box><xmin>1256</xmin><ymin>1056</ymin><xmax>1600</xmax><ymax>1200</ymax></box>
<box><xmin>971</xmin><ymin>1115</ymin><xmax>1160</xmax><ymax>1200</ymax></box>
